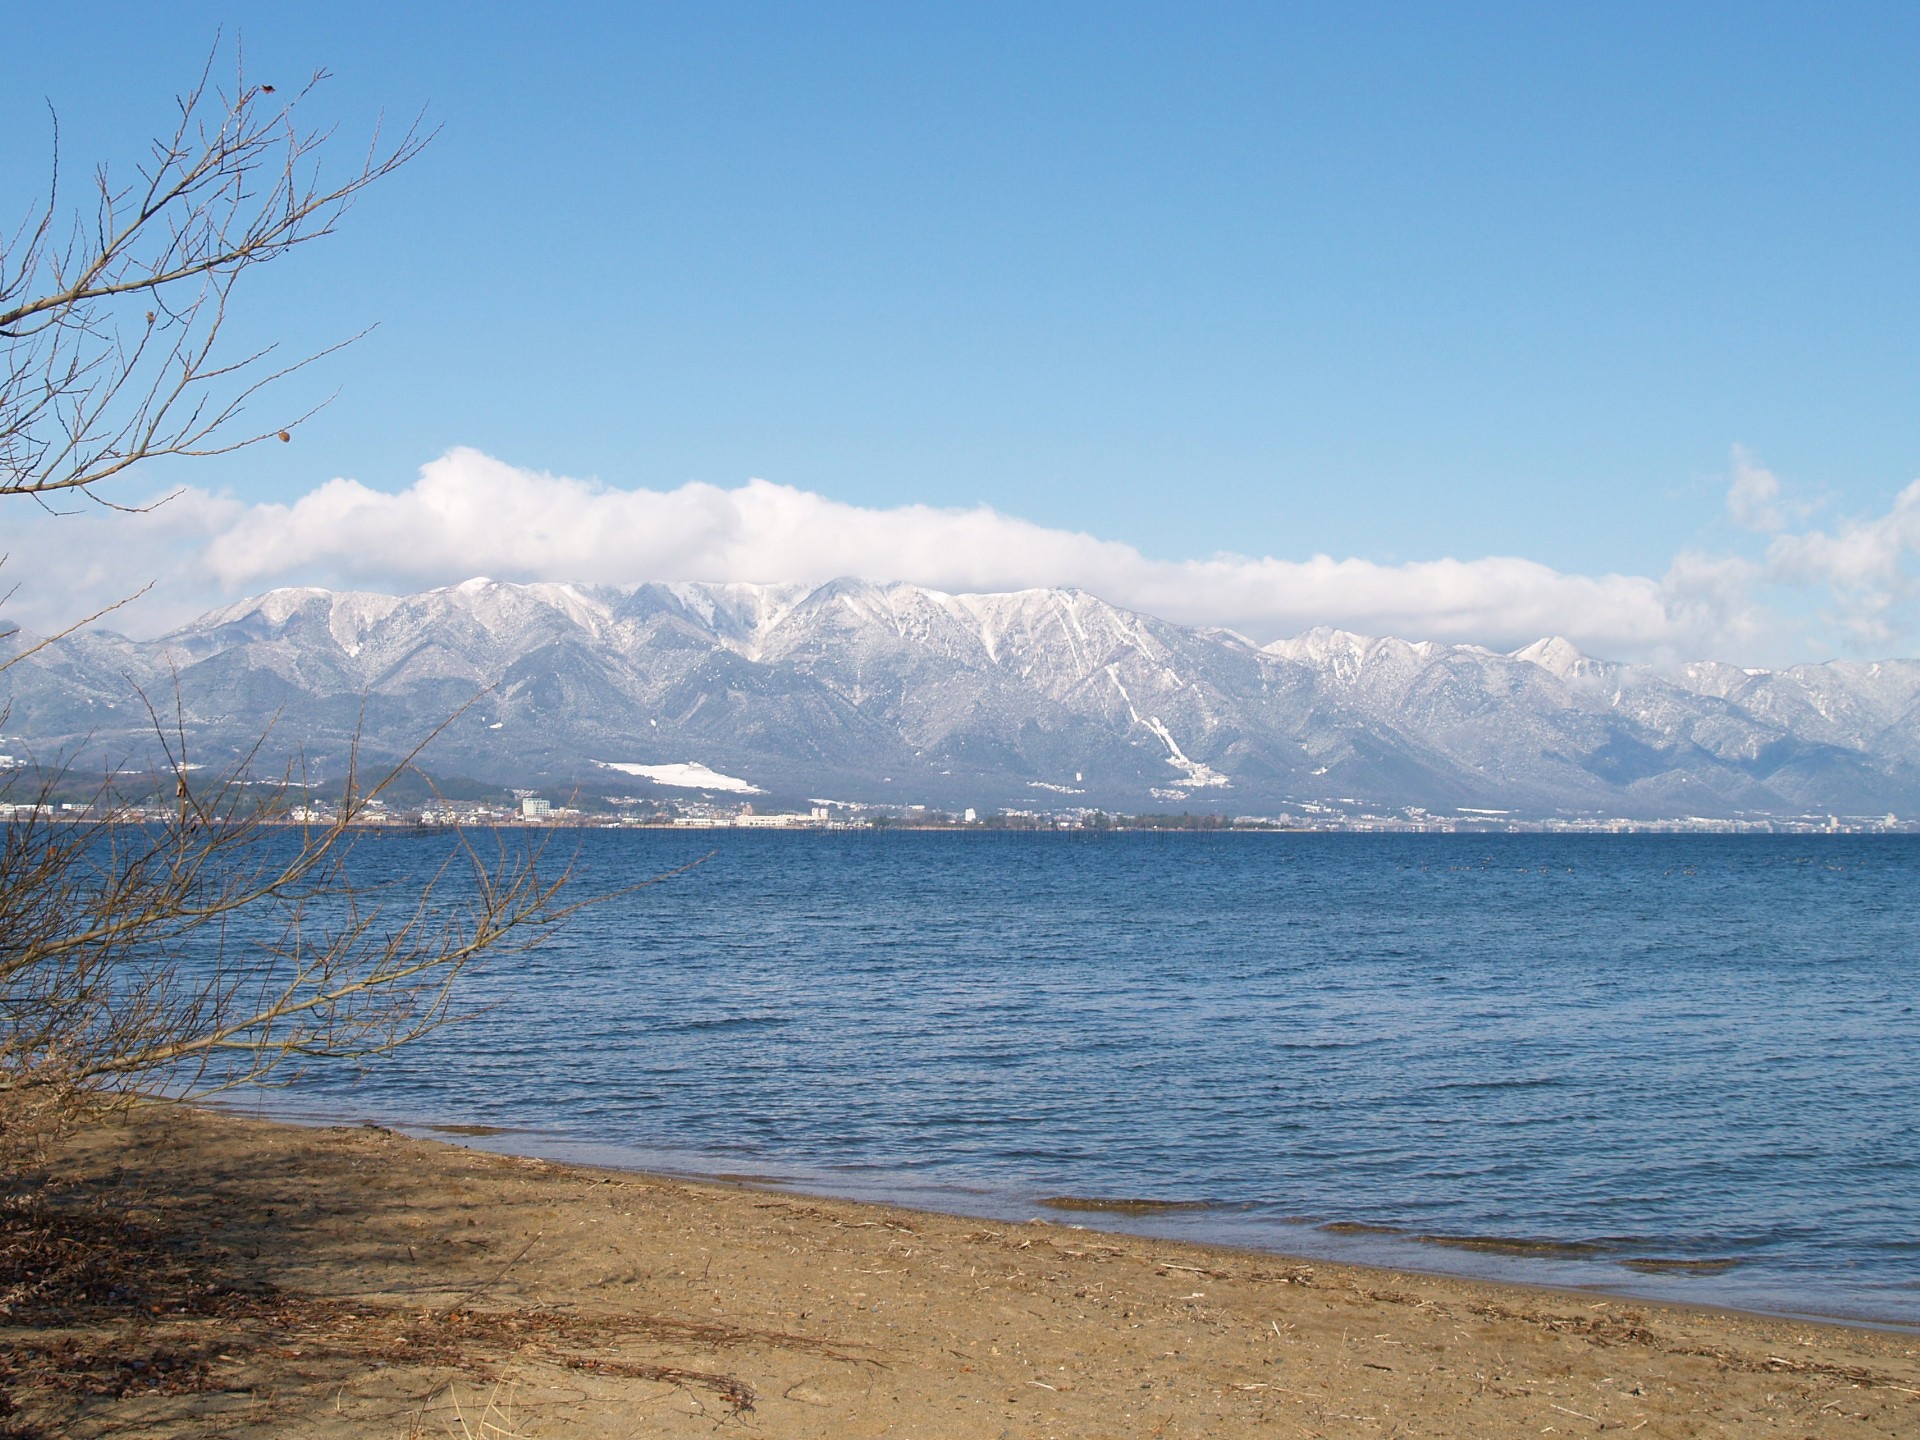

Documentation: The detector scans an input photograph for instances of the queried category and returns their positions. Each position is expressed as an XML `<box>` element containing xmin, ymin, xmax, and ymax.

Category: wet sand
<box><xmin>7</xmin><ymin>1104</ymin><xmax>1918</xmax><ymax>1437</ymax></box>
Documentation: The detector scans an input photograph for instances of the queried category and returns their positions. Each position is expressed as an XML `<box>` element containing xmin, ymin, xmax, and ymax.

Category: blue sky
<box><xmin>7</xmin><ymin>3</ymin><xmax>1920</xmax><ymax>661</ymax></box>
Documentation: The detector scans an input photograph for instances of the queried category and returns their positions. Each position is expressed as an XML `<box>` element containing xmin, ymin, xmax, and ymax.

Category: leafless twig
<box><xmin>0</xmin><ymin>38</ymin><xmax>431</xmax><ymax>507</ymax></box>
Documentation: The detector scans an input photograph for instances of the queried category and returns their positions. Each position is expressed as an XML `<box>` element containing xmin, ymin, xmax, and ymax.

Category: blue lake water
<box><xmin>254</xmin><ymin>831</ymin><xmax>1920</xmax><ymax>1325</ymax></box>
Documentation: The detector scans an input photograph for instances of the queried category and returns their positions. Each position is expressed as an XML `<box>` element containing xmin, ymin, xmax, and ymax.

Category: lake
<box><xmin>252</xmin><ymin>830</ymin><xmax>1920</xmax><ymax>1326</ymax></box>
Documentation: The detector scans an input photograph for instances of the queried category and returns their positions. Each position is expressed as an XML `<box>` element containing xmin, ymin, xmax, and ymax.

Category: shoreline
<box><xmin>408</xmin><ymin>1126</ymin><xmax>1920</xmax><ymax>1339</ymax></box>
<box><xmin>13</xmin><ymin>1104</ymin><xmax>1918</xmax><ymax>1437</ymax></box>
<box><xmin>22</xmin><ymin>813</ymin><xmax>1920</xmax><ymax>836</ymax></box>
<box><xmin>216</xmin><ymin>1096</ymin><xmax>1920</xmax><ymax>1335</ymax></box>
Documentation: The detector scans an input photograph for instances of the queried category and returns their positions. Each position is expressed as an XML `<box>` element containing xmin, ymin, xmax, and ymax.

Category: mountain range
<box><xmin>6</xmin><ymin>577</ymin><xmax>1920</xmax><ymax>818</ymax></box>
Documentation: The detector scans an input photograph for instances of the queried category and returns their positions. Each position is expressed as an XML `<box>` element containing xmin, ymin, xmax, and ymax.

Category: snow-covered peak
<box><xmin>656</xmin><ymin>580</ymin><xmax>820</xmax><ymax>649</ymax></box>
<box><xmin>190</xmin><ymin>586</ymin><xmax>327</xmax><ymax>629</ymax></box>
<box><xmin>1665</xmin><ymin>659</ymin><xmax>1758</xmax><ymax>700</ymax></box>
<box><xmin>1262</xmin><ymin>626</ymin><xmax>1378</xmax><ymax>666</ymax></box>
<box><xmin>184</xmin><ymin>586</ymin><xmax>403</xmax><ymax>635</ymax></box>
<box><xmin>419</xmin><ymin>577</ymin><xmax>619</xmax><ymax>636</ymax></box>
<box><xmin>1511</xmin><ymin>636</ymin><xmax>1596</xmax><ymax>679</ymax></box>
<box><xmin>1262</xmin><ymin>627</ymin><xmax>1453</xmax><ymax>676</ymax></box>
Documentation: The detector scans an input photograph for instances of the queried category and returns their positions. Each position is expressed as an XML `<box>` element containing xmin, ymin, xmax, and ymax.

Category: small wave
<box><xmin>1419</xmin><ymin>1232</ymin><xmax>1609</xmax><ymax>1258</ymax></box>
<box><xmin>1039</xmin><ymin>1195</ymin><xmax>1221</xmax><ymax>1216</ymax></box>
<box><xmin>1323</xmin><ymin>1219</ymin><xmax>1609</xmax><ymax>1259</ymax></box>
<box><xmin>1619</xmin><ymin>1257</ymin><xmax>1744</xmax><ymax>1275</ymax></box>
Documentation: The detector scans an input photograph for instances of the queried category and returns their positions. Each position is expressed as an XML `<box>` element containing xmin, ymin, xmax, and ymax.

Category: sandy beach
<box><xmin>4</xmin><ymin>1104</ymin><xmax>1917</xmax><ymax>1438</ymax></box>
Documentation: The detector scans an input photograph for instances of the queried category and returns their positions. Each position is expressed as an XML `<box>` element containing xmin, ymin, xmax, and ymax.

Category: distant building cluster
<box><xmin>321</xmin><ymin>800</ymin><xmax>1919</xmax><ymax>835</ymax></box>
<box><xmin>2</xmin><ymin>781</ymin><xmax>1912</xmax><ymax>835</ymax></box>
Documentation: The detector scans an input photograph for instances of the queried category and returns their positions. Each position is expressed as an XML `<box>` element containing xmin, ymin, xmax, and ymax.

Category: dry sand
<box><xmin>5</xmin><ymin>1104</ymin><xmax>1917</xmax><ymax>1437</ymax></box>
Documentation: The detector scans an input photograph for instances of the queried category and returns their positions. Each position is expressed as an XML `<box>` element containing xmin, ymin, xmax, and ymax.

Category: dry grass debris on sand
<box><xmin>3</xmin><ymin>1106</ymin><xmax>1916</xmax><ymax>1437</ymax></box>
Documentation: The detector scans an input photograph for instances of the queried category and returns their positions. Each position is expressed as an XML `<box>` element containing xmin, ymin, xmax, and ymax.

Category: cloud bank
<box><xmin>190</xmin><ymin>448</ymin><xmax>1681</xmax><ymax>655</ymax></box>
<box><xmin>6</xmin><ymin>446</ymin><xmax>1918</xmax><ymax>664</ymax></box>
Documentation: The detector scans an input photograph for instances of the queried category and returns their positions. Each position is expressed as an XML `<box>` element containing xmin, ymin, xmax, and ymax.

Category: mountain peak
<box><xmin>1262</xmin><ymin>626</ymin><xmax>1377</xmax><ymax>665</ymax></box>
<box><xmin>1511</xmin><ymin>635</ymin><xmax>1598</xmax><ymax>679</ymax></box>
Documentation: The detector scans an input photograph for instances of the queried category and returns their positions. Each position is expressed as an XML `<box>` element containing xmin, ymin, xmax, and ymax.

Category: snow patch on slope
<box><xmin>596</xmin><ymin>760</ymin><xmax>765</xmax><ymax>793</ymax></box>
<box><xmin>1105</xmin><ymin>666</ymin><xmax>1228</xmax><ymax>788</ymax></box>
<box><xmin>1139</xmin><ymin>714</ymin><xmax>1230</xmax><ymax>788</ymax></box>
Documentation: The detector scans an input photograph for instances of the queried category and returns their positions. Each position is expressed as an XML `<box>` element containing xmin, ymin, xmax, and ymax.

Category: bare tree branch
<box><xmin>0</xmin><ymin>41</ymin><xmax>647</xmax><ymax>1175</ymax></box>
<box><xmin>0</xmin><ymin>40</ymin><xmax>432</xmax><ymax>505</ymax></box>
<box><xmin>0</xmin><ymin>576</ymin><xmax>154</xmax><ymax>672</ymax></box>
<box><xmin>0</xmin><ymin>724</ymin><xmax>591</xmax><ymax>1129</ymax></box>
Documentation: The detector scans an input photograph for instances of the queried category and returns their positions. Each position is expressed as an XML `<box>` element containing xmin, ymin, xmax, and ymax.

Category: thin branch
<box><xmin>0</xmin><ymin>40</ymin><xmax>432</xmax><ymax>504</ymax></box>
<box><xmin>0</xmin><ymin>582</ymin><xmax>153</xmax><ymax>673</ymax></box>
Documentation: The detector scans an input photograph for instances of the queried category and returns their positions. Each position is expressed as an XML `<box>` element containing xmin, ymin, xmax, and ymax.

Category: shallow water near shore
<box><xmin>245</xmin><ymin>830</ymin><xmax>1920</xmax><ymax>1325</ymax></box>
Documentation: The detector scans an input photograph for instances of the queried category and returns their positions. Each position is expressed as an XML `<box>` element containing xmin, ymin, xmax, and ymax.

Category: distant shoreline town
<box><xmin>5</xmin><ymin>791</ymin><xmax>1912</xmax><ymax>836</ymax></box>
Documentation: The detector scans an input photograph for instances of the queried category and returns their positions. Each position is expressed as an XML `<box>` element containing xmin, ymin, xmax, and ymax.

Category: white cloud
<box><xmin>5</xmin><ymin>445</ymin><xmax>1919</xmax><ymax>664</ymax></box>
<box><xmin>1726</xmin><ymin>447</ymin><xmax>1788</xmax><ymax>532</ymax></box>
<box><xmin>1656</xmin><ymin>548</ymin><xmax>1769</xmax><ymax>655</ymax></box>
<box><xmin>188</xmin><ymin>447</ymin><xmax>1684</xmax><ymax>656</ymax></box>
<box><xmin>1</xmin><ymin>488</ymin><xmax>245</xmax><ymax>639</ymax></box>
<box><xmin>1762</xmin><ymin>476</ymin><xmax>1920</xmax><ymax>645</ymax></box>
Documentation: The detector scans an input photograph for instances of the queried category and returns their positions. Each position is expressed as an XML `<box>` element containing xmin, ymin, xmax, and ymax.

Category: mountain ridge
<box><xmin>6</xmin><ymin>577</ymin><xmax>1919</xmax><ymax>818</ymax></box>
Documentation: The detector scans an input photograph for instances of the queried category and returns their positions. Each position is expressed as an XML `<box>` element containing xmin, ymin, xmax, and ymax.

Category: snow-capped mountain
<box><xmin>7</xmin><ymin>577</ymin><xmax>1920</xmax><ymax>817</ymax></box>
